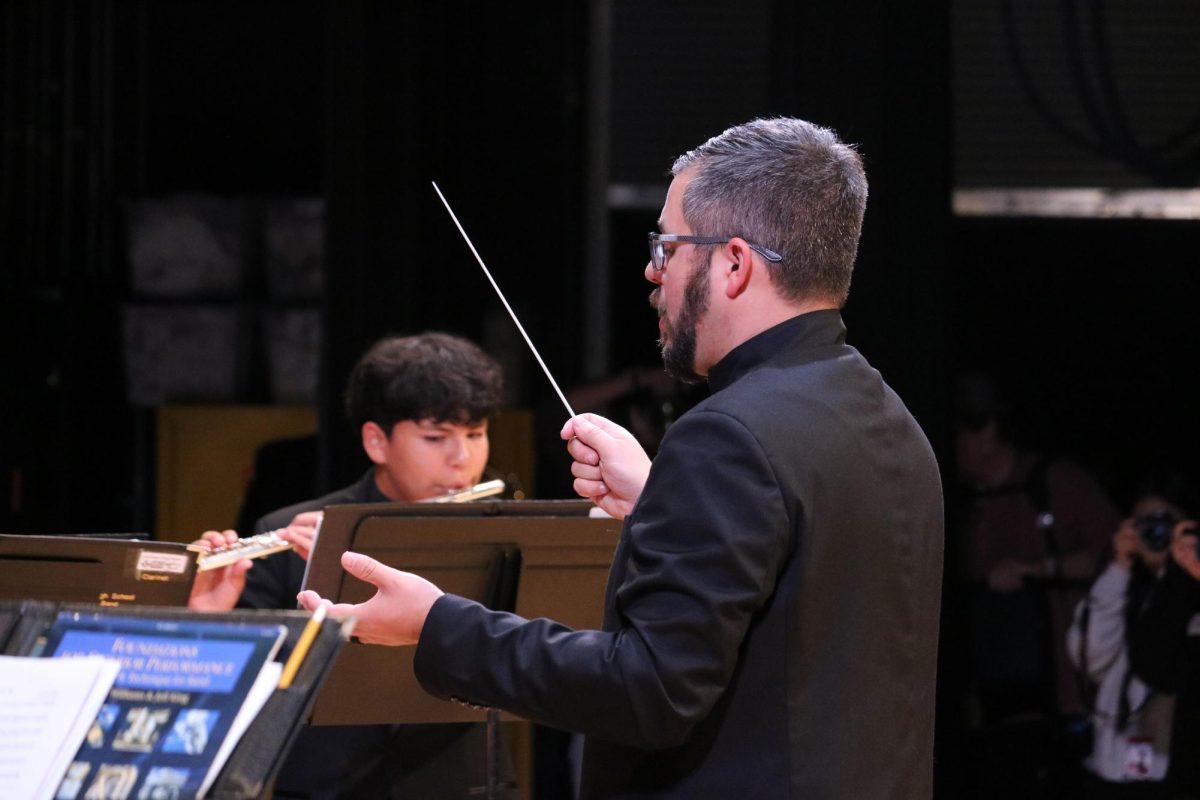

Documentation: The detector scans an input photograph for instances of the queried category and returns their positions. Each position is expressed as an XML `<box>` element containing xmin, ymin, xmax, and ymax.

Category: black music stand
<box><xmin>300</xmin><ymin>499</ymin><xmax>620</xmax><ymax>799</ymax></box>
<box><xmin>0</xmin><ymin>533</ymin><xmax>197</xmax><ymax>608</ymax></box>
<box><xmin>0</xmin><ymin>601</ymin><xmax>351</xmax><ymax>799</ymax></box>
<box><xmin>0</xmin><ymin>535</ymin><xmax>358</xmax><ymax>798</ymax></box>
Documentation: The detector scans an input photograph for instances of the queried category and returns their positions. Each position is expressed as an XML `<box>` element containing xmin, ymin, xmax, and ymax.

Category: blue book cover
<box><xmin>39</xmin><ymin>612</ymin><xmax>286</xmax><ymax>800</ymax></box>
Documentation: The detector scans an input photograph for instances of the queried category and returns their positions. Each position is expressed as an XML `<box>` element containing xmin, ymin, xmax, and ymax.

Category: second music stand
<box><xmin>300</xmin><ymin>499</ymin><xmax>620</xmax><ymax>798</ymax></box>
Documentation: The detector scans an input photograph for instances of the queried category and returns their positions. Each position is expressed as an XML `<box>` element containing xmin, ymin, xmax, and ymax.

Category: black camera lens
<box><xmin>1135</xmin><ymin>510</ymin><xmax>1178</xmax><ymax>552</ymax></box>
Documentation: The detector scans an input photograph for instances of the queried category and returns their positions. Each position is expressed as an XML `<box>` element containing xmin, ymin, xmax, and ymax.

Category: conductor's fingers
<box><xmin>296</xmin><ymin>590</ymin><xmax>328</xmax><ymax>611</ymax></box>
<box><xmin>572</xmin><ymin>477</ymin><xmax>609</xmax><ymax>500</ymax></box>
<box><xmin>571</xmin><ymin>459</ymin><xmax>603</xmax><ymax>482</ymax></box>
<box><xmin>341</xmin><ymin>551</ymin><xmax>400</xmax><ymax>590</ymax></box>
<box><xmin>566</xmin><ymin>435</ymin><xmax>600</xmax><ymax>467</ymax></box>
<box><xmin>566</xmin><ymin>412</ymin><xmax>632</xmax><ymax>440</ymax></box>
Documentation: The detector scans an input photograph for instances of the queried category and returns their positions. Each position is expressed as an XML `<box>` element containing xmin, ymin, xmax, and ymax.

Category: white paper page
<box><xmin>0</xmin><ymin>655</ymin><xmax>121</xmax><ymax>800</ymax></box>
<box><xmin>196</xmin><ymin>660</ymin><xmax>283</xmax><ymax>799</ymax></box>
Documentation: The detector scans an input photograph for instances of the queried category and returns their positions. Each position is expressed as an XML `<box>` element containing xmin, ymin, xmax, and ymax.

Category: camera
<box><xmin>1135</xmin><ymin>510</ymin><xmax>1178</xmax><ymax>552</ymax></box>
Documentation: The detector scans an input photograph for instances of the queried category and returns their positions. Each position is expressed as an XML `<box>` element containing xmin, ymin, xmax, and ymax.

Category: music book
<box><xmin>0</xmin><ymin>655</ymin><xmax>121</xmax><ymax>800</ymax></box>
<box><xmin>39</xmin><ymin>611</ymin><xmax>287</xmax><ymax>800</ymax></box>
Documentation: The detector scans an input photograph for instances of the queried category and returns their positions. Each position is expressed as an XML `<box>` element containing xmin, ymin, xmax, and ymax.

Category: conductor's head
<box><xmin>648</xmin><ymin>118</ymin><xmax>868</xmax><ymax>380</ymax></box>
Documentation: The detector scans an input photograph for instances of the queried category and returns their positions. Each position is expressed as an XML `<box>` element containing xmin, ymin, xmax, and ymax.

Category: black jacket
<box><xmin>1130</xmin><ymin>558</ymin><xmax>1200</xmax><ymax>797</ymax></box>
<box><xmin>414</xmin><ymin>310</ymin><xmax>945</xmax><ymax>799</ymax></box>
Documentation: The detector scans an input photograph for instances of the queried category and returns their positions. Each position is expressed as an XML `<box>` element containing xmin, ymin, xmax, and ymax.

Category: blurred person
<box><xmin>189</xmin><ymin>331</ymin><xmax>516</xmax><ymax>800</ymax></box>
<box><xmin>955</xmin><ymin>376</ymin><xmax>1113</xmax><ymax>719</ymax></box>
<box><xmin>1066</xmin><ymin>472</ymin><xmax>1197</xmax><ymax>798</ymax></box>
<box><xmin>1130</xmin><ymin>514</ymin><xmax>1200</xmax><ymax>800</ymax></box>
<box><xmin>952</xmin><ymin>371</ymin><xmax>1120</xmax><ymax>798</ymax></box>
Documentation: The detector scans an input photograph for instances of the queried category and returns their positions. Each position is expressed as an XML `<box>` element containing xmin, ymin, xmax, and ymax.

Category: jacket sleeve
<box><xmin>413</xmin><ymin>409</ymin><xmax>792</xmax><ymax>749</ymax></box>
<box><xmin>1129</xmin><ymin>559</ymin><xmax>1200</xmax><ymax>692</ymax></box>
<box><xmin>1065</xmin><ymin>562</ymin><xmax>1130</xmax><ymax>681</ymax></box>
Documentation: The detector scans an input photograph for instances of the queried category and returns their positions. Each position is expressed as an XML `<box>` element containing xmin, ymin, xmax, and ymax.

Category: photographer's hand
<box><xmin>1170</xmin><ymin>521</ymin><xmax>1200</xmax><ymax>581</ymax></box>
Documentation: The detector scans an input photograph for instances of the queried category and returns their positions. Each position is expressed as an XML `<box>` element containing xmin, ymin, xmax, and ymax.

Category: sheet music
<box><xmin>0</xmin><ymin>655</ymin><xmax>121</xmax><ymax>800</ymax></box>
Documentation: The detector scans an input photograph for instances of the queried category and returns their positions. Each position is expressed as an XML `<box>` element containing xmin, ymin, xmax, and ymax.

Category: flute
<box><xmin>189</xmin><ymin>478</ymin><xmax>506</xmax><ymax>571</ymax></box>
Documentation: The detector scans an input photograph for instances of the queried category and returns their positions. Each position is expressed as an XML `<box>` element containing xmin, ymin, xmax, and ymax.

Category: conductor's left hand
<box><xmin>296</xmin><ymin>551</ymin><xmax>444</xmax><ymax>646</ymax></box>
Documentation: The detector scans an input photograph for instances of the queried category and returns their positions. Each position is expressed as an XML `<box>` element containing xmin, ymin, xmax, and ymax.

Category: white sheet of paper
<box><xmin>196</xmin><ymin>659</ymin><xmax>283</xmax><ymax>799</ymax></box>
<box><xmin>0</xmin><ymin>655</ymin><xmax>121</xmax><ymax>800</ymax></box>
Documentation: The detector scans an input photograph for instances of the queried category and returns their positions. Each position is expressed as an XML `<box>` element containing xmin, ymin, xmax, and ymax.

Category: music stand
<box><xmin>301</xmin><ymin>499</ymin><xmax>619</xmax><ymax>799</ymax></box>
<box><xmin>0</xmin><ymin>535</ymin><xmax>358</xmax><ymax>798</ymax></box>
<box><xmin>1</xmin><ymin>600</ymin><xmax>351</xmax><ymax>798</ymax></box>
<box><xmin>0</xmin><ymin>533</ymin><xmax>197</xmax><ymax>607</ymax></box>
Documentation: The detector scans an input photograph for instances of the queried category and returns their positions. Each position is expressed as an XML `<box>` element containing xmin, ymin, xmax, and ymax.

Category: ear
<box><xmin>361</xmin><ymin>421</ymin><xmax>389</xmax><ymax>464</ymax></box>
<box><xmin>722</xmin><ymin>238</ymin><xmax>755</xmax><ymax>299</ymax></box>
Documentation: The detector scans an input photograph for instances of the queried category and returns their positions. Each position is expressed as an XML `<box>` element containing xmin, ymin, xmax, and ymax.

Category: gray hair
<box><xmin>671</xmin><ymin>117</ymin><xmax>867</xmax><ymax>306</ymax></box>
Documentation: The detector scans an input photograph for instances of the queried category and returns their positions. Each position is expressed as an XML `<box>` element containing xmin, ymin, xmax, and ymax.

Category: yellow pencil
<box><xmin>278</xmin><ymin>604</ymin><xmax>327</xmax><ymax>689</ymax></box>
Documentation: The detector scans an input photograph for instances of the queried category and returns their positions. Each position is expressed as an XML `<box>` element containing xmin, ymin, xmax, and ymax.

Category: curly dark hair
<box><xmin>343</xmin><ymin>332</ymin><xmax>503</xmax><ymax>434</ymax></box>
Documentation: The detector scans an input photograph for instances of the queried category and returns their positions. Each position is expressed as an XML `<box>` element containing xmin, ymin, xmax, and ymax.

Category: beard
<box><xmin>652</xmin><ymin>253</ymin><xmax>711</xmax><ymax>382</ymax></box>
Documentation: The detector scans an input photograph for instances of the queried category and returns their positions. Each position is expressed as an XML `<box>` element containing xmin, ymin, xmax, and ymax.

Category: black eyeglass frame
<box><xmin>647</xmin><ymin>232</ymin><xmax>783</xmax><ymax>272</ymax></box>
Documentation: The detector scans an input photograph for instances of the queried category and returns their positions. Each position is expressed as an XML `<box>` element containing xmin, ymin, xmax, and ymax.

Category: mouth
<box><xmin>649</xmin><ymin>290</ymin><xmax>666</xmax><ymax>322</ymax></box>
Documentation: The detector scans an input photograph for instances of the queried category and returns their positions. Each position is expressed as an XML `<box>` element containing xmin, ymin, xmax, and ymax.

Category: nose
<box><xmin>645</xmin><ymin>260</ymin><xmax>662</xmax><ymax>284</ymax></box>
<box><xmin>448</xmin><ymin>436</ymin><xmax>471</xmax><ymax>467</ymax></box>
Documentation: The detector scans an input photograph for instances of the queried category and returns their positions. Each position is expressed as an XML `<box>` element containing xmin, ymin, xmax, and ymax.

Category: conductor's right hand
<box><xmin>561</xmin><ymin>413</ymin><xmax>651</xmax><ymax>520</ymax></box>
<box><xmin>1171</xmin><ymin>521</ymin><xmax>1200</xmax><ymax>581</ymax></box>
<box><xmin>186</xmin><ymin>530</ymin><xmax>252</xmax><ymax>612</ymax></box>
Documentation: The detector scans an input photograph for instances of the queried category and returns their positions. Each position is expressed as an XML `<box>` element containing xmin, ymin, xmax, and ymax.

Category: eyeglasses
<box><xmin>647</xmin><ymin>233</ymin><xmax>783</xmax><ymax>272</ymax></box>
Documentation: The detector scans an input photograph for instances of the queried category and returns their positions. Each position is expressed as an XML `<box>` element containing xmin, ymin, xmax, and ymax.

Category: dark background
<box><xmin>5</xmin><ymin>0</ymin><xmax>1197</xmax><ymax>530</ymax></box>
<box><xmin>1</xmin><ymin>0</ymin><xmax>958</xmax><ymax>531</ymax></box>
<box><xmin>3</xmin><ymin>1</ymin><xmax>1199</xmax><ymax>796</ymax></box>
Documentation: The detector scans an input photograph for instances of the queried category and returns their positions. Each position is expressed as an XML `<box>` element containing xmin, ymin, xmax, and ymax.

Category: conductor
<box><xmin>300</xmin><ymin>117</ymin><xmax>945</xmax><ymax>799</ymax></box>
